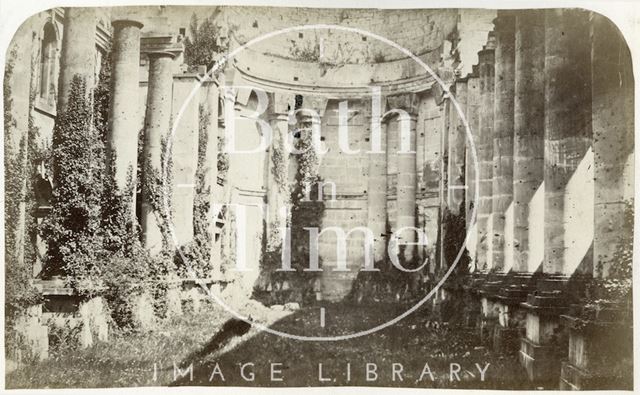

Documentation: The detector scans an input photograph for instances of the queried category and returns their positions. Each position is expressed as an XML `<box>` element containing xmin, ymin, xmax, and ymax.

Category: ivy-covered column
<box><xmin>202</xmin><ymin>80</ymin><xmax>219</xmax><ymax>273</ymax></box>
<box><xmin>171</xmin><ymin>74</ymin><xmax>201</xmax><ymax>246</ymax></box>
<box><xmin>141</xmin><ymin>47</ymin><xmax>180</xmax><ymax>254</ymax></box>
<box><xmin>266</xmin><ymin>93</ymin><xmax>294</xmax><ymax>253</ymax></box>
<box><xmin>57</xmin><ymin>7</ymin><xmax>97</xmax><ymax>112</ymax></box>
<box><xmin>107</xmin><ymin>19</ymin><xmax>143</xmax><ymax>208</ymax></box>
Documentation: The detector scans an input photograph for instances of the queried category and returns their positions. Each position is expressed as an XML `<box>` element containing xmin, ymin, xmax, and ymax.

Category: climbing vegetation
<box><xmin>256</xmin><ymin>123</ymin><xmax>324</xmax><ymax>305</ymax></box>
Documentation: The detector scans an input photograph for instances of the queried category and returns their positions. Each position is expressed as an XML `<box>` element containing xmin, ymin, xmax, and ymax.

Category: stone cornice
<box><xmin>230</xmin><ymin>47</ymin><xmax>437</xmax><ymax>99</ymax></box>
<box><xmin>141</xmin><ymin>34</ymin><xmax>183</xmax><ymax>57</ymax></box>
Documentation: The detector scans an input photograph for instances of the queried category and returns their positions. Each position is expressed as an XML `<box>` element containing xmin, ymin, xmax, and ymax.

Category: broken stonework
<box><xmin>165</xmin><ymin>284</ymin><xmax>183</xmax><ymax>318</ymax></box>
<box><xmin>13</xmin><ymin>305</ymin><xmax>48</xmax><ymax>361</ymax></box>
<box><xmin>131</xmin><ymin>292</ymin><xmax>156</xmax><ymax>331</ymax></box>
<box><xmin>78</xmin><ymin>296</ymin><xmax>109</xmax><ymax>344</ymax></box>
<box><xmin>183</xmin><ymin>287</ymin><xmax>203</xmax><ymax>313</ymax></box>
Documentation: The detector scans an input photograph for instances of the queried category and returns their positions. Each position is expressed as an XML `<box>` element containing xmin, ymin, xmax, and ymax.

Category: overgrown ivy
<box><xmin>217</xmin><ymin>133</ymin><xmax>229</xmax><ymax>184</ymax></box>
<box><xmin>180</xmin><ymin>104</ymin><xmax>215</xmax><ymax>279</ymax></box>
<box><xmin>4</xmin><ymin>47</ymin><xmax>19</xmax><ymax>262</ymax></box>
<box><xmin>256</xmin><ymin>124</ymin><xmax>324</xmax><ymax>305</ymax></box>
<box><xmin>439</xmin><ymin>204</ymin><xmax>471</xmax><ymax>322</ymax></box>
<box><xmin>586</xmin><ymin>200</ymin><xmax>634</xmax><ymax>310</ymax></box>
<box><xmin>36</xmin><ymin>50</ymin><xmax>158</xmax><ymax>328</ymax></box>
<box><xmin>183</xmin><ymin>12</ymin><xmax>227</xmax><ymax>70</ymax></box>
<box><xmin>40</xmin><ymin>76</ymin><xmax>105</xmax><ymax>282</ymax></box>
<box><xmin>4</xmin><ymin>46</ymin><xmax>42</xmax><ymax>330</ymax></box>
<box><xmin>289</xmin><ymin>126</ymin><xmax>325</xmax><ymax>292</ymax></box>
<box><xmin>270</xmin><ymin>126</ymin><xmax>289</xmax><ymax>194</ymax></box>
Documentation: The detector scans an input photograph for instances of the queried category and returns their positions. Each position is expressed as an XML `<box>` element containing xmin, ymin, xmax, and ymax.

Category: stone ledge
<box><xmin>520</xmin><ymin>301</ymin><xmax>568</xmax><ymax>316</ymax></box>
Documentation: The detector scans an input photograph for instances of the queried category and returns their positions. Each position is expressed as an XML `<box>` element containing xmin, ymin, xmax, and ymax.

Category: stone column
<box><xmin>391</xmin><ymin>95</ymin><xmax>418</xmax><ymax>262</ymax></box>
<box><xmin>57</xmin><ymin>7</ymin><xmax>96</xmax><ymax>112</ymax></box>
<box><xmin>476</xmin><ymin>35</ymin><xmax>496</xmax><ymax>271</ymax></box>
<box><xmin>448</xmin><ymin>79</ymin><xmax>468</xmax><ymax>215</ymax></box>
<box><xmin>203</xmin><ymin>81</ymin><xmax>219</xmax><ymax>273</ymax></box>
<box><xmin>543</xmin><ymin>9</ymin><xmax>592</xmax><ymax>274</ymax></box>
<box><xmin>367</xmin><ymin>115</ymin><xmax>389</xmax><ymax>263</ymax></box>
<box><xmin>171</xmin><ymin>74</ymin><xmax>201</xmax><ymax>247</ymax></box>
<box><xmin>266</xmin><ymin>93</ymin><xmax>293</xmax><ymax>253</ymax></box>
<box><xmin>107</xmin><ymin>19</ymin><xmax>143</xmax><ymax>208</ymax></box>
<box><xmin>591</xmin><ymin>13</ymin><xmax>634</xmax><ymax>278</ymax></box>
<box><xmin>491</xmin><ymin>12</ymin><xmax>516</xmax><ymax>272</ymax></box>
<box><xmin>464</xmin><ymin>68</ymin><xmax>480</xmax><ymax>270</ymax></box>
<box><xmin>513</xmin><ymin>10</ymin><xmax>545</xmax><ymax>273</ymax></box>
<box><xmin>141</xmin><ymin>50</ymin><xmax>178</xmax><ymax>254</ymax></box>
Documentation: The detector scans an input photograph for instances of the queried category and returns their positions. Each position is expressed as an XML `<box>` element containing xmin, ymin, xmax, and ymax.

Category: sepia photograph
<box><xmin>1</xmin><ymin>1</ymin><xmax>636</xmax><ymax>391</ymax></box>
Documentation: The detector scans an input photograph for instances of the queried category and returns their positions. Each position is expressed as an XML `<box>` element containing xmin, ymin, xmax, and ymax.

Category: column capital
<box><xmin>111</xmin><ymin>19</ymin><xmax>144</xmax><ymax>30</ymax></box>
<box><xmin>302</xmin><ymin>95</ymin><xmax>329</xmax><ymax>117</ymax></box>
<box><xmin>141</xmin><ymin>35</ymin><xmax>183</xmax><ymax>58</ymax></box>
<box><xmin>269</xmin><ymin>92</ymin><xmax>296</xmax><ymax>116</ymax></box>
<box><xmin>386</xmin><ymin>93</ymin><xmax>419</xmax><ymax>116</ymax></box>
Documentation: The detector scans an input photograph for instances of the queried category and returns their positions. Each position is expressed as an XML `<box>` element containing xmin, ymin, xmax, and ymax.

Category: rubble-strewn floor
<box><xmin>6</xmin><ymin>301</ymin><xmax>529</xmax><ymax>389</ymax></box>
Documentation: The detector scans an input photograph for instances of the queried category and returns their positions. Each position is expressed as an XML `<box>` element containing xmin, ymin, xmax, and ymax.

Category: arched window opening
<box><xmin>39</xmin><ymin>22</ymin><xmax>58</xmax><ymax>104</ymax></box>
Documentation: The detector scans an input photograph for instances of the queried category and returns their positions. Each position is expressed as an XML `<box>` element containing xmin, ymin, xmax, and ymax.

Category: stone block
<box><xmin>187</xmin><ymin>287</ymin><xmax>203</xmax><ymax>313</ymax></box>
<box><xmin>131</xmin><ymin>292</ymin><xmax>156</xmax><ymax>331</ymax></box>
<box><xmin>284</xmin><ymin>302</ymin><xmax>300</xmax><ymax>311</ymax></box>
<box><xmin>79</xmin><ymin>318</ymin><xmax>93</xmax><ymax>349</ymax></box>
<box><xmin>558</xmin><ymin>315</ymin><xmax>633</xmax><ymax>389</ymax></box>
<box><xmin>519</xmin><ymin>337</ymin><xmax>561</xmax><ymax>387</ymax></box>
<box><xmin>478</xmin><ymin>315</ymin><xmax>497</xmax><ymax>345</ymax></box>
<box><xmin>14</xmin><ymin>307</ymin><xmax>49</xmax><ymax>361</ymax></box>
<box><xmin>165</xmin><ymin>286</ymin><xmax>183</xmax><ymax>318</ymax></box>
<box><xmin>78</xmin><ymin>297</ymin><xmax>109</xmax><ymax>343</ymax></box>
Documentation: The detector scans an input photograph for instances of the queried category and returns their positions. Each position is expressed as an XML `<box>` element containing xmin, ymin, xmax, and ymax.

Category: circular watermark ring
<box><xmin>163</xmin><ymin>24</ymin><xmax>479</xmax><ymax>341</ymax></box>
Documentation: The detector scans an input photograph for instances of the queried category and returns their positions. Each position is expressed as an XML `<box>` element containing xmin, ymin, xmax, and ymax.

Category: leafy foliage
<box><xmin>270</xmin><ymin>129</ymin><xmax>289</xmax><ymax>194</ymax></box>
<box><xmin>37</xmin><ymin>54</ymin><xmax>164</xmax><ymax>328</ymax></box>
<box><xmin>217</xmin><ymin>133</ymin><xmax>229</xmax><ymax>183</ymax></box>
<box><xmin>256</xmin><ymin>126</ymin><xmax>324</xmax><ymax>305</ymax></box>
<box><xmin>183</xmin><ymin>12</ymin><xmax>227</xmax><ymax>69</ymax></box>
<box><xmin>4</xmin><ymin>47</ymin><xmax>43</xmax><ymax>327</ymax></box>
<box><xmin>141</xmin><ymin>134</ymin><xmax>175</xmax><ymax>254</ymax></box>
<box><xmin>289</xmin><ymin>128</ymin><xmax>324</xmax><ymax>283</ymax></box>
<box><xmin>439</xmin><ymin>205</ymin><xmax>471</xmax><ymax>322</ymax></box>
<box><xmin>40</xmin><ymin>76</ymin><xmax>105</xmax><ymax>281</ymax></box>
<box><xmin>180</xmin><ymin>104</ymin><xmax>215</xmax><ymax>278</ymax></box>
